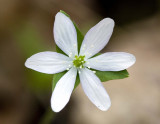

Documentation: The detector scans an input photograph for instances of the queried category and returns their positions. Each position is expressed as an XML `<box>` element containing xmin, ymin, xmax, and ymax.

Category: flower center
<box><xmin>73</xmin><ymin>55</ymin><xmax>86</xmax><ymax>68</ymax></box>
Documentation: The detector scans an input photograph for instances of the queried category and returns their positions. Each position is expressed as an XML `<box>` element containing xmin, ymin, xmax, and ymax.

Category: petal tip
<box><xmin>103</xmin><ymin>18</ymin><xmax>115</xmax><ymax>27</ymax></box>
<box><xmin>50</xmin><ymin>96</ymin><xmax>64</xmax><ymax>113</ymax></box>
<box><xmin>99</xmin><ymin>100</ymin><xmax>111</xmax><ymax>111</ymax></box>
<box><xmin>24</xmin><ymin>58</ymin><xmax>31</xmax><ymax>68</ymax></box>
<box><xmin>51</xmin><ymin>103</ymin><xmax>61</xmax><ymax>113</ymax></box>
<box><xmin>127</xmin><ymin>53</ymin><xmax>136</xmax><ymax>67</ymax></box>
<box><xmin>132</xmin><ymin>54</ymin><xmax>136</xmax><ymax>63</ymax></box>
<box><xmin>55</xmin><ymin>11</ymin><xmax>68</xmax><ymax>20</ymax></box>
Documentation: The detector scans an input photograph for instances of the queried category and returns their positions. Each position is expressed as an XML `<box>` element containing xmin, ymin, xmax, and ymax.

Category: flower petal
<box><xmin>51</xmin><ymin>67</ymin><xmax>77</xmax><ymax>112</ymax></box>
<box><xmin>79</xmin><ymin>68</ymin><xmax>111</xmax><ymax>111</ymax></box>
<box><xmin>54</xmin><ymin>12</ymin><xmax>78</xmax><ymax>57</ymax></box>
<box><xmin>86</xmin><ymin>52</ymin><xmax>136</xmax><ymax>71</ymax></box>
<box><xmin>79</xmin><ymin>18</ymin><xmax>114</xmax><ymax>59</ymax></box>
<box><xmin>25</xmin><ymin>51</ymin><xmax>72</xmax><ymax>74</ymax></box>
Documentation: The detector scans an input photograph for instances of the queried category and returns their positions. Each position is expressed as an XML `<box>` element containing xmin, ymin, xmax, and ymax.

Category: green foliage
<box><xmin>52</xmin><ymin>10</ymin><xmax>129</xmax><ymax>91</ymax></box>
<box><xmin>74</xmin><ymin>74</ymin><xmax>80</xmax><ymax>89</ymax></box>
<box><xmin>94</xmin><ymin>69</ymin><xmax>129</xmax><ymax>82</ymax></box>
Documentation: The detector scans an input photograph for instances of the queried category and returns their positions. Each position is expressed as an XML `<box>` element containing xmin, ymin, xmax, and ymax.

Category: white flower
<box><xmin>25</xmin><ymin>12</ymin><xmax>136</xmax><ymax>112</ymax></box>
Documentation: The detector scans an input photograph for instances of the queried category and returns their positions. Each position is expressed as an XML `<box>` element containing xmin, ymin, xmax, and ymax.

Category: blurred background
<box><xmin>0</xmin><ymin>0</ymin><xmax>160</xmax><ymax>124</ymax></box>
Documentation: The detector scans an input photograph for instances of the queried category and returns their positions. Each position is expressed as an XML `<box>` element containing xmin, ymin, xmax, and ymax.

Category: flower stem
<box><xmin>39</xmin><ymin>108</ymin><xmax>54</xmax><ymax>124</ymax></box>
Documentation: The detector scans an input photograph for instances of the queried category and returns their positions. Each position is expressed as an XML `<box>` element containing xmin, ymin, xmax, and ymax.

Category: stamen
<box><xmin>92</xmin><ymin>71</ymin><xmax>96</xmax><ymax>73</ymax></box>
<box><xmin>73</xmin><ymin>55</ymin><xmax>86</xmax><ymax>68</ymax></box>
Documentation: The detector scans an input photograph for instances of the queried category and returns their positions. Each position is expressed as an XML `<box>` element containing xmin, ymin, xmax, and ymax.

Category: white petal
<box><xmin>86</xmin><ymin>52</ymin><xmax>136</xmax><ymax>71</ymax></box>
<box><xmin>25</xmin><ymin>51</ymin><xmax>72</xmax><ymax>74</ymax></box>
<box><xmin>51</xmin><ymin>67</ymin><xmax>77</xmax><ymax>112</ymax></box>
<box><xmin>54</xmin><ymin>12</ymin><xmax>78</xmax><ymax>57</ymax></box>
<box><xmin>79</xmin><ymin>68</ymin><xmax>111</xmax><ymax>111</ymax></box>
<box><xmin>80</xmin><ymin>18</ymin><xmax>114</xmax><ymax>59</ymax></box>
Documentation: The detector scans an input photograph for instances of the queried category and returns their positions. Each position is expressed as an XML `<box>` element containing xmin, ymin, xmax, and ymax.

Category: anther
<box><xmin>73</xmin><ymin>55</ymin><xmax>86</xmax><ymax>68</ymax></box>
<box><xmin>92</xmin><ymin>71</ymin><xmax>96</xmax><ymax>73</ymax></box>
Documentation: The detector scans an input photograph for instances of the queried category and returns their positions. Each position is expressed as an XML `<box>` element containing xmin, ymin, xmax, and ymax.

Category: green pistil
<box><xmin>73</xmin><ymin>55</ymin><xmax>86</xmax><ymax>68</ymax></box>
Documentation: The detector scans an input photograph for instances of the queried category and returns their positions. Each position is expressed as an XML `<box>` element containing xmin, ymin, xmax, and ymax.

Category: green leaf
<box><xmin>56</xmin><ymin>45</ymin><xmax>67</xmax><ymax>56</ymax></box>
<box><xmin>74</xmin><ymin>74</ymin><xmax>80</xmax><ymax>89</ymax></box>
<box><xmin>90</xmin><ymin>53</ymin><xmax>101</xmax><ymax>58</ymax></box>
<box><xmin>73</xmin><ymin>69</ymin><xmax>129</xmax><ymax>89</ymax></box>
<box><xmin>94</xmin><ymin>69</ymin><xmax>129</xmax><ymax>82</ymax></box>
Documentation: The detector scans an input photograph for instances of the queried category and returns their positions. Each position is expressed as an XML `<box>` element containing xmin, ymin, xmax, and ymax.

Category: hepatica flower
<box><xmin>25</xmin><ymin>11</ymin><xmax>136</xmax><ymax>112</ymax></box>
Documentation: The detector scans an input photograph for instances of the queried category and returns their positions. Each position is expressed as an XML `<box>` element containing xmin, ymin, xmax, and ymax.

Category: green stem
<box><xmin>39</xmin><ymin>108</ymin><xmax>55</xmax><ymax>124</ymax></box>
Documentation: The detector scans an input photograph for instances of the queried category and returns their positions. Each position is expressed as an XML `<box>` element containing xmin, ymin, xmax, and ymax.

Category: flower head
<box><xmin>25</xmin><ymin>12</ymin><xmax>136</xmax><ymax>112</ymax></box>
